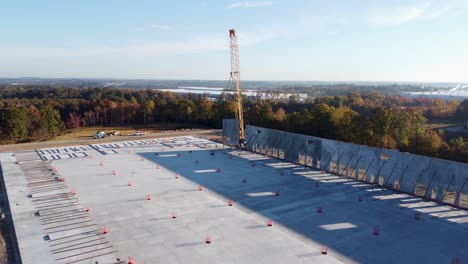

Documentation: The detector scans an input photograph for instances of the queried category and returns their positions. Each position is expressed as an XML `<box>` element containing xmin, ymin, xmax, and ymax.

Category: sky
<box><xmin>1</xmin><ymin>0</ymin><xmax>468</xmax><ymax>82</ymax></box>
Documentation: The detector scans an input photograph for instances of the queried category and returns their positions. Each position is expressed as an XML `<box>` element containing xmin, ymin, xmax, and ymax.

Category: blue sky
<box><xmin>1</xmin><ymin>0</ymin><xmax>467</xmax><ymax>82</ymax></box>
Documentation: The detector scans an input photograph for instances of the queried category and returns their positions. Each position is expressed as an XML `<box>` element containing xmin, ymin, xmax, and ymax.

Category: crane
<box><xmin>229</xmin><ymin>29</ymin><xmax>245</xmax><ymax>144</ymax></box>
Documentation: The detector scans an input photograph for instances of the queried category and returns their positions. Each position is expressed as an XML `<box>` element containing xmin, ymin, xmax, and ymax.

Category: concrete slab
<box><xmin>1</xmin><ymin>136</ymin><xmax>468</xmax><ymax>264</ymax></box>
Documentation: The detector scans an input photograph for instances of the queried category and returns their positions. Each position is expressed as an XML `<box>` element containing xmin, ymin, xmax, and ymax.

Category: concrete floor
<box><xmin>2</xmin><ymin>136</ymin><xmax>468</xmax><ymax>264</ymax></box>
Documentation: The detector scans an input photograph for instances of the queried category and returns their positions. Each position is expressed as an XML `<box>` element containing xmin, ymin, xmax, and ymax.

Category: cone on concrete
<box><xmin>171</xmin><ymin>213</ymin><xmax>177</xmax><ymax>219</ymax></box>
<box><xmin>205</xmin><ymin>235</ymin><xmax>212</xmax><ymax>244</ymax></box>
<box><xmin>58</xmin><ymin>177</ymin><xmax>66</xmax><ymax>182</ymax></box>
<box><xmin>146</xmin><ymin>194</ymin><xmax>152</xmax><ymax>201</ymax></box>
<box><xmin>228</xmin><ymin>200</ymin><xmax>234</xmax><ymax>206</ymax></box>
<box><xmin>267</xmin><ymin>220</ymin><xmax>273</xmax><ymax>227</ymax></box>
<box><xmin>414</xmin><ymin>212</ymin><xmax>421</xmax><ymax>220</ymax></box>
<box><xmin>128</xmin><ymin>181</ymin><xmax>132</xmax><ymax>187</ymax></box>
<box><xmin>85</xmin><ymin>207</ymin><xmax>91</xmax><ymax>212</ymax></box>
<box><xmin>156</xmin><ymin>165</ymin><xmax>160</xmax><ymax>169</ymax></box>
<box><xmin>101</xmin><ymin>226</ymin><xmax>110</xmax><ymax>234</ymax></box>
<box><xmin>175</xmin><ymin>174</ymin><xmax>180</xmax><ymax>179</ymax></box>
<box><xmin>321</xmin><ymin>246</ymin><xmax>328</xmax><ymax>255</ymax></box>
<box><xmin>198</xmin><ymin>185</ymin><xmax>203</xmax><ymax>191</ymax></box>
<box><xmin>112</xmin><ymin>170</ymin><xmax>117</xmax><ymax>175</ymax></box>
<box><xmin>140</xmin><ymin>157</ymin><xmax>144</xmax><ymax>161</ymax></box>
<box><xmin>71</xmin><ymin>189</ymin><xmax>77</xmax><ymax>195</ymax></box>
<box><xmin>99</xmin><ymin>162</ymin><xmax>104</xmax><ymax>166</ymax></box>
<box><xmin>373</xmin><ymin>226</ymin><xmax>380</xmax><ymax>235</ymax></box>
<box><xmin>128</xmin><ymin>256</ymin><xmax>136</xmax><ymax>264</ymax></box>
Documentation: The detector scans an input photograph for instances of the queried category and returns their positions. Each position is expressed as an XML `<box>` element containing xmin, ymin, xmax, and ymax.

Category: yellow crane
<box><xmin>228</xmin><ymin>29</ymin><xmax>245</xmax><ymax>143</ymax></box>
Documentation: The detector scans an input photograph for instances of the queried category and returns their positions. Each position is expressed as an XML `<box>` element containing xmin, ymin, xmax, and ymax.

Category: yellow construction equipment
<box><xmin>228</xmin><ymin>29</ymin><xmax>245</xmax><ymax>144</ymax></box>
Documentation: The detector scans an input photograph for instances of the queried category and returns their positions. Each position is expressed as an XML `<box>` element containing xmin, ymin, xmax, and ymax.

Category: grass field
<box><xmin>51</xmin><ymin>123</ymin><xmax>210</xmax><ymax>141</ymax></box>
<box><xmin>0</xmin><ymin>123</ymin><xmax>219</xmax><ymax>152</ymax></box>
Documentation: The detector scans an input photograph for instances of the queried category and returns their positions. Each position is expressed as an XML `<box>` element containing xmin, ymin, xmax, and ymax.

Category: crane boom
<box><xmin>229</xmin><ymin>29</ymin><xmax>245</xmax><ymax>143</ymax></box>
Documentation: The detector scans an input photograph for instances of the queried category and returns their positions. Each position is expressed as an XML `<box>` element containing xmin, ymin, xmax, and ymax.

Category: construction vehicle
<box><xmin>93</xmin><ymin>131</ymin><xmax>106</xmax><ymax>139</ymax></box>
<box><xmin>228</xmin><ymin>29</ymin><xmax>245</xmax><ymax>145</ymax></box>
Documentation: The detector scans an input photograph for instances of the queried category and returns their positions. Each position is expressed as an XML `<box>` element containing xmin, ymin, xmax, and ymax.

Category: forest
<box><xmin>0</xmin><ymin>85</ymin><xmax>467</xmax><ymax>162</ymax></box>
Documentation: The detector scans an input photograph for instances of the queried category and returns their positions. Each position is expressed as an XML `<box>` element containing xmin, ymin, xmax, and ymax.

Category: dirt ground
<box><xmin>51</xmin><ymin>123</ymin><xmax>209</xmax><ymax>141</ymax></box>
<box><xmin>1</xmin><ymin>128</ymin><xmax>221</xmax><ymax>152</ymax></box>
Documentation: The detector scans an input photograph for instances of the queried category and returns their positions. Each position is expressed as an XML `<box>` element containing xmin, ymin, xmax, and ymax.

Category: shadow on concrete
<box><xmin>139</xmin><ymin>149</ymin><xmax>468</xmax><ymax>264</ymax></box>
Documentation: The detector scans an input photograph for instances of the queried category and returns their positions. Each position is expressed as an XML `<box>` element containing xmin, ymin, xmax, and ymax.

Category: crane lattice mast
<box><xmin>229</xmin><ymin>29</ymin><xmax>245</xmax><ymax>142</ymax></box>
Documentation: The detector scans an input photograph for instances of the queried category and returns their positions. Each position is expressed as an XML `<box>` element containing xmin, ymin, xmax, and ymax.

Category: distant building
<box><xmin>404</xmin><ymin>84</ymin><xmax>468</xmax><ymax>102</ymax></box>
<box><xmin>154</xmin><ymin>87</ymin><xmax>308</xmax><ymax>101</ymax></box>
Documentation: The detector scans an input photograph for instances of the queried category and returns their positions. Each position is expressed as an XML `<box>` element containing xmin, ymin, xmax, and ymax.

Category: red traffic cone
<box><xmin>373</xmin><ymin>226</ymin><xmax>380</xmax><ymax>235</ymax></box>
<box><xmin>101</xmin><ymin>227</ymin><xmax>110</xmax><ymax>234</ymax></box>
<box><xmin>205</xmin><ymin>235</ymin><xmax>212</xmax><ymax>244</ymax></box>
<box><xmin>414</xmin><ymin>212</ymin><xmax>421</xmax><ymax>220</ymax></box>
<box><xmin>267</xmin><ymin>220</ymin><xmax>273</xmax><ymax>227</ymax></box>
<box><xmin>321</xmin><ymin>246</ymin><xmax>328</xmax><ymax>255</ymax></box>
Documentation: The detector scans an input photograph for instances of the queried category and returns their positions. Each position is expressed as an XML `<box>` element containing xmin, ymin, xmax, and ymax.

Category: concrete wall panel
<box><xmin>222</xmin><ymin>119</ymin><xmax>239</xmax><ymax>145</ymax></box>
<box><xmin>245</xmin><ymin>125</ymin><xmax>468</xmax><ymax>208</ymax></box>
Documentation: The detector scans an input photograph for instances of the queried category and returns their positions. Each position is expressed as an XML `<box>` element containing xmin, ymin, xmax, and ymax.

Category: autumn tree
<box><xmin>142</xmin><ymin>100</ymin><xmax>156</xmax><ymax>124</ymax></box>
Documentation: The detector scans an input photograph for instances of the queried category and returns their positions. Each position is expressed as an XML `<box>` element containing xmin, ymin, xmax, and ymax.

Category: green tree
<box><xmin>142</xmin><ymin>100</ymin><xmax>156</xmax><ymax>124</ymax></box>
<box><xmin>40</xmin><ymin>105</ymin><xmax>64</xmax><ymax>136</ymax></box>
<box><xmin>0</xmin><ymin>108</ymin><xmax>28</xmax><ymax>141</ymax></box>
<box><xmin>370</xmin><ymin>107</ymin><xmax>395</xmax><ymax>148</ymax></box>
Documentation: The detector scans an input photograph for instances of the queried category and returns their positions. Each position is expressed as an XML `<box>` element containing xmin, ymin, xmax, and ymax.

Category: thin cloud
<box><xmin>228</xmin><ymin>1</ymin><xmax>272</xmax><ymax>9</ymax></box>
<box><xmin>0</xmin><ymin>27</ymin><xmax>291</xmax><ymax>59</ymax></box>
<box><xmin>136</xmin><ymin>24</ymin><xmax>173</xmax><ymax>32</ymax></box>
<box><xmin>367</xmin><ymin>1</ymin><xmax>453</xmax><ymax>25</ymax></box>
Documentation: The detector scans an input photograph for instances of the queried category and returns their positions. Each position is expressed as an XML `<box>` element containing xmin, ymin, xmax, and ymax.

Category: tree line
<box><xmin>0</xmin><ymin>86</ymin><xmax>466</xmax><ymax>162</ymax></box>
<box><xmin>245</xmin><ymin>93</ymin><xmax>467</xmax><ymax>162</ymax></box>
